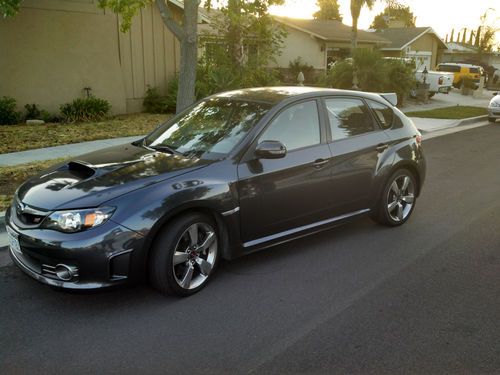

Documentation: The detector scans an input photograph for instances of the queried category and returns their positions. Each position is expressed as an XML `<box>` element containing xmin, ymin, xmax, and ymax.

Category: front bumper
<box><xmin>488</xmin><ymin>108</ymin><xmax>500</xmax><ymax>119</ymax></box>
<box><xmin>6</xmin><ymin>207</ymin><xmax>146</xmax><ymax>290</ymax></box>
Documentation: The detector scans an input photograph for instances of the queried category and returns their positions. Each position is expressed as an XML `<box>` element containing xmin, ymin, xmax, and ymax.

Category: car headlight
<box><xmin>490</xmin><ymin>101</ymin><xmax>500</xmax><ymax>108</ymax></box>
<box><xmin>41</xmin><ymin>207</ymin><xmax>115</xmax><ymax>233</ymax></box>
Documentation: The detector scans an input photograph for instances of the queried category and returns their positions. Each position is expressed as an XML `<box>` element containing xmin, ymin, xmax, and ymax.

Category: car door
<box><xmin>237</xmin><ymin>99</ymin><xmax>334</xmax><ymax>244</ymax></box>
<box><xmin>322</xmin><ymin>96</ymin><xmax>392</xmax><ymax>215</ymax></box>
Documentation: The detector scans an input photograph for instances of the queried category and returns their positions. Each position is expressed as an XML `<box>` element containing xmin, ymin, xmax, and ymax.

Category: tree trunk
<box><xmin>227</xmin><ymin>0</ymin><xmax>243</xmax><ymax>68</ymax></box>
<box><xmin>175</xmin><ymin>0</ymin><xmax>199</xmax><ymax>113</ymax></box>
<box><xmin>351</xmin><ymin>16</ymin><xmax>359</xmax><ymax>89</ymax></box>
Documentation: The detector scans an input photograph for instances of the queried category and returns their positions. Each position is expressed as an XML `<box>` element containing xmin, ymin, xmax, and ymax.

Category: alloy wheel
<box><xmin>172</xmin><ymin>222</ymin><xmax>217</xmax><ymax>290</ymax></box>
<box><xmin>387</xmin><ymin>175</ymin><xmax>415</xmax><ymax>222</ymax></box>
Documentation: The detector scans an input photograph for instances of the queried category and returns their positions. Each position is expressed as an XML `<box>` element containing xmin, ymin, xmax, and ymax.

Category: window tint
<box><xmin>324</xmin><ymin>98</ymin><xmax>374</xmax><ymax>140</ymax></box>
<box><xmin>469</xmin><ymin>67</ymin><xmax>479</xmax><ymax>74</ymax></box>
<box><xmin>259</xmin><ymin>101</ymin><xmax>320</xmax><ymax>151</ymax></box>
<box><xmin>367</xmin><ymin>100</ymin><xmax>394</xmax><ymax>129</ymax></box>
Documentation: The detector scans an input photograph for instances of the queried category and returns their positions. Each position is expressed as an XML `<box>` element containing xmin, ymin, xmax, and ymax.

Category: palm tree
<box><xmin>350</xmin><ymin>0</ymin><xmax>375</xmax><ymax>89</ymax></box>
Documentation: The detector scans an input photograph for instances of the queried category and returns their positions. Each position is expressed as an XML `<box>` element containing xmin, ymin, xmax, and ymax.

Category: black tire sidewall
<box><xmin>379</xmin><ymin>169</ymin><xmax>417</xmax><ymax>227</ymax></box>
<box><xmin>149</xmin><ymin>212</ymin><xmax>219</xmax><ymax>296</ymax></box>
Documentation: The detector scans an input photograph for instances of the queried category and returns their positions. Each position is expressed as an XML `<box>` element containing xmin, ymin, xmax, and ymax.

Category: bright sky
<box><xmin>269</xmin><ymin>0</ymin><xmax>500</xmax><ymax>45</ymax></box>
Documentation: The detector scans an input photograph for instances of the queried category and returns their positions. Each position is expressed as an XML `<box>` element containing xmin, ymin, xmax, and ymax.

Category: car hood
<box><xmin>17</xmin><ymin>143</ymin><xmax>212</xmax><ymax>210</ymax></box>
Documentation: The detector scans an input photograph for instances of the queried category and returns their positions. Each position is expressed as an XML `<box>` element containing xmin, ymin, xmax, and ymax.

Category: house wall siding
<box><xmin>272</xmin><ymin>26</ymin><xmax>326</xmax><ymax>69</ymax></box>
<box><xmin>0</xmin><ymin>1</ymin><xmax>179</xmax><ymax>115</ymax></box>
<box><xmin>409</xmin><ymin>33</ymin><xmax>439</xmax><ymax>68</ymax></box>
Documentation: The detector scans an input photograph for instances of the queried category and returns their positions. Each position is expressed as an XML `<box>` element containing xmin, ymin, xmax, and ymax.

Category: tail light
<box><xmin>438</xmin><ymin>76</ymin><xmax>443</xmax><ymax>85</ymax></box>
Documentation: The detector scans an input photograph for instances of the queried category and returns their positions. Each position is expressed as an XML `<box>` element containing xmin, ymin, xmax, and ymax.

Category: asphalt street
<box><xmin>1</xmin><ymin>123</ymin><xmax>500</xmax><ymax>374</ymax></box>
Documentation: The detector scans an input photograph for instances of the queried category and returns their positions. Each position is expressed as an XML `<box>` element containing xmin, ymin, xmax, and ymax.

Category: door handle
<box><xmin>312</xmin><ymin>159</ymin><xmax>329</xmax><ymax>168</ymax></box>
<box><xmin>376</xmin><ymin>143</ymin><xmax>389</xmax><ymax>153</ymax></box>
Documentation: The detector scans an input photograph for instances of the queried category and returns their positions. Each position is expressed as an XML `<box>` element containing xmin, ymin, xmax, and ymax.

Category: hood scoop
<box><xmin>67</xmin><ymin>161</ymin><xmax>96</xmax><ymax>179</ymax></box>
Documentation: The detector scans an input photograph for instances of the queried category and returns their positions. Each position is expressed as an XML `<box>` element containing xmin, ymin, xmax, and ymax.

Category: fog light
<box><xmin>54</xmin><ymin>264</ymin><xmax>75</xmax><ymax>281</ymax></box>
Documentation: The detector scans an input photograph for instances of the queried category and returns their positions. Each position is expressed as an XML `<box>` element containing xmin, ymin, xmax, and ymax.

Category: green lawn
<box><xmin>404</xmin><ymin>106</ymin><xmax>488</xmax><ymax>119</ymax></box>
<box><xmin>0</xmin><ymin>158</ymin><xmax>67</xmax><ymax>211</ymax></box>
<box><xmin>0</xmin><ymin>113</ymin><xmax>170</xmax><ymax>154</ymax></box>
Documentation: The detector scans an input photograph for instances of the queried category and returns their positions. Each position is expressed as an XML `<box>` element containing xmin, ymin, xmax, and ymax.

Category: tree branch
<box><xmin>155</xmin><ymin>0</ymin><xmax>186</xmax><ymax>41</ymax></box>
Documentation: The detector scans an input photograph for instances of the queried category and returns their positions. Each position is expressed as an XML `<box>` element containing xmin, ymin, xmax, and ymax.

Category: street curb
<box><xmin>456</xmin><ymin>115</ymin><xmax>488</xmax><ymax>126</ymax></box>
<box><xmin>418</xmin><ymin>115</ymin><xmax>488</xmax><ymax>134</ymax></box>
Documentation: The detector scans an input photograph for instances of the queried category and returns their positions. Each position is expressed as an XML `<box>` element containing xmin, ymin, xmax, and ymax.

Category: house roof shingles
<box><xmin>274</xmin><ymin>17</ymin><xmax>390</xmax><ymax>45</ymax></box>
<box><xmin>376</xmin><ymin>27</ymin><xmax>448</xmax><ymax>50</ymax></box>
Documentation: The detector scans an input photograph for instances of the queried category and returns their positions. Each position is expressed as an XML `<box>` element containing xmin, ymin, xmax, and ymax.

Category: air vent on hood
<box><xmin>67</xmin><ymin>161</ymin><xmax>96</xmax><ymax>179</ymax></box>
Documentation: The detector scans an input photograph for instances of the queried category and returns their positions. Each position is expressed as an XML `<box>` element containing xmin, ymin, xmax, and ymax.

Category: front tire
<box><xmin>149</xmin><ymin>212</ymin><xmax>219</xmax><ymax>296</ymax></box>
<box><xmin>372</xmin><ymin>169</ymin><xmax>417</xmax><ymax>227</ymax></box>
<box><xmin>488</xmin><ymin>117</ymin><xmax>496</xmax><ymax>123</ymax></box>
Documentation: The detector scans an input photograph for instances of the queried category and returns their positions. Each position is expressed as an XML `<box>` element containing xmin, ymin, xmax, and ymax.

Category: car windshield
<box><xmin>144</xmin><ymin>98</ymin><xmax>270</xmax><ymax>159</ymax></box>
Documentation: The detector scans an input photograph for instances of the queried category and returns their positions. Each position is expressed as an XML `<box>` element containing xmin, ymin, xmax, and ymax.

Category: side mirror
<box><xmin>255</xmin><ymin>140</ymin><xmax>287</xmax><ymax>159</ymax></box>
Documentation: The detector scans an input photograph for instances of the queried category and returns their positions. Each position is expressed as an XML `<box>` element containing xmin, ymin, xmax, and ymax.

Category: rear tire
<box><xmin>372</xmin><ymin>169</ymin><xmax>417</xmax><ymax>227</ymax></box>
<box><xmin>488</xmin><ymin>117</ymin><xmax>496</xmax><ymax>123</ymax></box>
<box><xmin>149</xmin><ymin>212</ymin><xmax>219</xmax><ymax>296</ymax></box>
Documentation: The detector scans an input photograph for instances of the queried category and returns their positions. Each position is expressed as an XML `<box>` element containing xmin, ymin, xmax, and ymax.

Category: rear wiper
<box><xmin>150</xmin><ymin>144</ymin><xmax>183</xmax><ymax>156</ymax></box>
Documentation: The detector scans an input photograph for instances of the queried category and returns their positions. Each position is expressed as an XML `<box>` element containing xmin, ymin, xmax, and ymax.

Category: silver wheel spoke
<box><xmin>180</xmin><ymin>263</ymin><xmax>194</xmax><ymax>289</ymax></box>
<box><xmin>397</xmin><ymin>202</ymin><xmax>404</xmax><ymax>221</ymax></box>
<box><xmin>197</xmin><ymin>231</ymin><xmax>215</xmax><ymax>253</ymax></box>
<box><xmin>390</xmin><ymin>181</ymin><xmax>400</xmax><ymax>195</ymax></box>
<box><xmin>195</xmin><ymin>257</ymin><xmax>212</xmax><ymax>276</ymax></box>
<box><xmin>388</xmin><ymin>200</ymin><xmax>398</xmax><ymax>212</ymax></box>
<box><xmin>402</xmin><ymin>194</ymin><xmax>414</xmax><ymax>204</ymax></box>
<box><xmin>401</xmin><ymin>176</ymin><xmax>410</xmax><ymax>192</ymax></box>
<box><xmin>188</xmin><ymin>224</ymin><xmax>198</xmax><ymax>246</ymax></box>
<box><xmin>173</xmin><ymin>251</ymin><xmax>189</xmax><ymax>265</ymax></box>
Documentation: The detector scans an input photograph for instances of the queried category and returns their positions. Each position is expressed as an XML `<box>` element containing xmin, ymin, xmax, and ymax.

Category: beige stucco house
<box><xmin>272</xmin><ymin>17</ymin><xmax>391</xmax><ymax>70</ymax></box>
<box><xmin>375</xmin><ymin>27</ymin><xmax>448</xmax><ymax>70</ymax></box>
<box><xmin>0</xmin><ymin>0</ymin><xmax>194</xmax><ymax>114</ymax></box>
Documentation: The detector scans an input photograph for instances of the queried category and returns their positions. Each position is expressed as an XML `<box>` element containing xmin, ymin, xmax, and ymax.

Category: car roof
<box><xmin>438</xmin><ymin>62</ymin><xmax>482</xmax><ymax>68</ymax></box>
<box><xmin>212</xmin><ymin>86</ymin><xmax>391</xmax><ymax>105</ymax></box>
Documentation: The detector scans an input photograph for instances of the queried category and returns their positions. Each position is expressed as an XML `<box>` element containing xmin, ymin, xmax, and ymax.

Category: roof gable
<box><xmin>274</xmin><ymin>17</ymin><xmax>390</xmax><ymax>45</ymax></box>
<box><xmin>377</xmin><ymin>27</ymin><xmax>447</xmax><ymax>50</ymax></box>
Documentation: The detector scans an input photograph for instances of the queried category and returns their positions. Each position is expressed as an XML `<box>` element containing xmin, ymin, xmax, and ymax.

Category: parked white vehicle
<box><xmin>488</xmin><ymin>92</ymin><xmax>500</xmax><ymax>123</ymax></box>
<box><xmin>410</xmin><ymin>70</ymin><xmax>454</xmax><ymax>99</ymax></box>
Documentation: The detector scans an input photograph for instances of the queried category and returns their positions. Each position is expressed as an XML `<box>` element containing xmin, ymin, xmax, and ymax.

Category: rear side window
<box><xmin>324</xmin><ymin>98</ymin><xmax>374</xmax><ymax>140</ymax></box>
<box><xmin>469</xmin><ymin>67</ymin><xmax>479</xmax><ymax>74</ymax></box>
<box><xmin>259</xmin><ymin>100</ymin><xmax>320</xmax><ymax>151</ymax></box>
<box><xmin>367</xmin><ymin>100</ymin><xmax>394</xmax><ymax>129</ymax></box>
<box><xmin>437</xmin><ymin>64</ymin><xmax>460</xmax><ymax>73</ymax></box>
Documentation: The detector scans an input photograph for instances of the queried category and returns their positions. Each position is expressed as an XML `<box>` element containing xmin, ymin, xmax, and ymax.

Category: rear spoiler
<box><xmin>378</xmin><ymin>93</ymin><xmax>397</xmax><ymax>107</ymax></box>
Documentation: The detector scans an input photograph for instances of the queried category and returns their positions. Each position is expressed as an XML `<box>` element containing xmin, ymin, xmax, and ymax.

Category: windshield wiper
<box><xmin>150</xmin><ymin>144</ymin><xmax>183</xmax><ymax>156</ymax></box>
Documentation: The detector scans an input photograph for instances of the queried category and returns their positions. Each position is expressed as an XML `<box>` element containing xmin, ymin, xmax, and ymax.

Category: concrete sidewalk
<box><xmin>0</xmin><ymin>135</ymin><xmax>141</xmax><ymax>167</ymax></box>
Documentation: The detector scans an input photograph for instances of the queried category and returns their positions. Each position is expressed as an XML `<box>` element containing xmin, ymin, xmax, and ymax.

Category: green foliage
<box><xmin>60</xmin><ymin>96</ymin><xmax>111</xmax><ymax>123</ymax></box>
<box><xmin>97</xmin><ymin>0</ymin><xmax>151</xmax><ymax>32</ymax></box>
<box><xmin>370</xmin><ymin>2</ymin><xmax>416</xmax><ymax>29</ymax></box>
<box><xmin>288</xmin><ymin>57</ymin><xmax>315</xmax><ymax>84</ymax></box>
<box><xmin>320</xmin><ymin>49</ymin><xmax>415</xmax><ymax>106</ymax></box>
<box><xmin>143</xmin><ymin>78</ymin><xmax>178</xmax><ymax>114</ymax></box>
<box><xmin>0</xmin><ymin>0</ymin><xmax>21</xmax><ymax>18</ymax></box>
<box><xmin>313</xmin><ymin>0</ymin><xmax>342</xmax><ymax>21</ymax></box>
<box><xmin>0</xmin><ymin>96</ymin><xmax>20</xmax><ymax>125</ymax></box>
<box><xmin>23</xmin><ymin>103</ymin><xmax>54</xmax><ymax>122</ymax></box>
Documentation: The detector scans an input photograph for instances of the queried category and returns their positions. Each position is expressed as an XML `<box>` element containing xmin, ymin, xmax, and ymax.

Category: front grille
<box><xmin>13</xmin><ymin>197</ymin><xmax>49</xmax><ymax>227</ymax></box>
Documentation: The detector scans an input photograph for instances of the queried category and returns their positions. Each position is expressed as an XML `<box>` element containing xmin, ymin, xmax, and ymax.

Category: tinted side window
<box><xmin>469</xmin><ymin>67</ymin><xmax>479</xmax><ymax>74</ymax></box>
<box><xmin>367</xmin><ymin>100</ymin><xmax>394</xmax><ymax>130</ymax></box>
<box><xmin>259</xmin><ymin>101</ymin><xmax>320</xmax><ymax>151</ymax></box>
<box><xmin>324</xmin><ymin>98</ymin><xmax>374</xmax><ymax>140</ymax></box>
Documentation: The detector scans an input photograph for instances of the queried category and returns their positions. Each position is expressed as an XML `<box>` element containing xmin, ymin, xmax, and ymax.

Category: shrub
<box><xmin>60</xmin><ymin>96</ymin><xmax>111</xmax><ymax>123</ymax></box>
<box><xmin>143</xmin><ymin>86</ymin><xmax>168</xmax><ymax>114</ymax></box>
<box><xmin>288</xmin><ymin>57</ymin><xmax>315</xmax><ymax>84</ymax></box>
<box><xmin>384</xmin><ymin>60</ymin><xmax>416</xmax><ymax>106</ymax></box>
<box><xmin>0</xmin><ymin>96</ymin><xmax>20</xmax><ymax>125</ymax></box>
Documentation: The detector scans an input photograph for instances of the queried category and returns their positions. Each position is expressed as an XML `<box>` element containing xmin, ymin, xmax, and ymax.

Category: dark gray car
<box><xmin>6</xmin><ymin>87</ymin><xmax>426</xmax><ymax>296</ymax></box>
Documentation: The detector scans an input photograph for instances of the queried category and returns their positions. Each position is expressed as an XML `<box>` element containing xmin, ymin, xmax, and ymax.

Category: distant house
<box><xmin>375</xmin><ymin>27</ymin><xmax>448</xmax><ymax>70</ymax></box>
<box><xmin>443</xmin><ymin>42</ymin><xmax>500</xmax><ymax>71</ymax></box>
<box><xmin>0</xmin><ymin>0</ymin><xmax>207</xmax><ymax>114</ymax></box>
<box><xmin>273</xmin><ymin>17</ymin><xmax>390</xmax><ymax>71</ymax></box>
